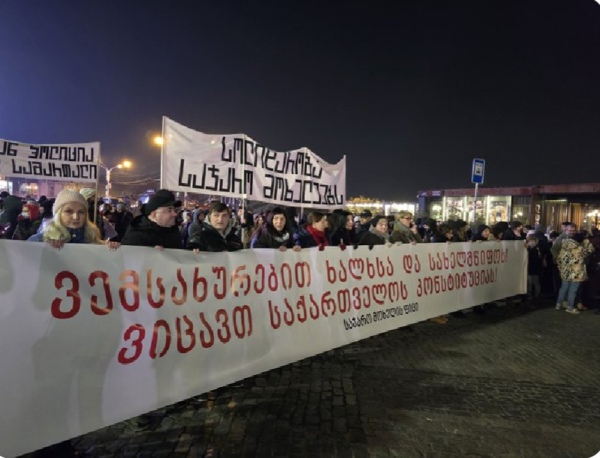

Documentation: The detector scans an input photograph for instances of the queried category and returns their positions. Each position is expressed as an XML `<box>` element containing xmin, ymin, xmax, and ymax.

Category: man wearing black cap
<box><xmin>121</xmin><ymin>189</ymin><xmax>183</xmax><ymax>249</ymax></box>
<box><xmin>356</xmin><ymin>209</ymin><xmax>373</xmax><ymax>240</ymax></box>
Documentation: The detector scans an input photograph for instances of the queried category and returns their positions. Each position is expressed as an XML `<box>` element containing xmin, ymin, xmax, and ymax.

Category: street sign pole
<box><xmin>471</xmin><ymin>158</ymin><xmax>485</xmax><ymax>223</ymax></box>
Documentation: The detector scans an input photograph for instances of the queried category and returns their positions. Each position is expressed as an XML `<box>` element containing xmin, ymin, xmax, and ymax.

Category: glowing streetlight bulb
<box><xmin>153</xmin><ymin>136</ymin><xmax>163</xmax><ymax>146</ymax></box>
<box><xmin>122</xmin><ymin>160</ymin><xmax>132</xmax><ymax>168</ymax></box>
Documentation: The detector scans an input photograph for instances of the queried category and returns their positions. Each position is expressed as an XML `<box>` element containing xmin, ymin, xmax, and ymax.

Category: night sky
<box><xmin>1</xmin><ymin>1</ymin><xmax>599</xmax><ymax>201</ymax></box>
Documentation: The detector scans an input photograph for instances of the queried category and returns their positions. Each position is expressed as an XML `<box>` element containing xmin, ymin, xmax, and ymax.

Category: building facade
<box><xmin>417</xmin><ymin>183</ymin><xmax>600</xmax><ymax>233</ymax></box>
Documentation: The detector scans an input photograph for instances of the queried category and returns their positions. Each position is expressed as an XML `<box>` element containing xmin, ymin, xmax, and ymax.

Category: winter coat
<box><xmin>527</xmin><ymin>245</ymin><xmax>544</xmax><ymax>276</ymax></box>
<box><xmin>358</xmin><ymin>226</ymin><xmax>389</xmax><ymax>247</ymax></box>
<box><xmin>251</xmin><ymin>225</ymin><xmax>297</xmax><ymax>249</ymax></box>
<box><xmin>390</xmin><ymin>222</ymin><xmax>422</xmax><ymax>244</ymax></box>
<box><xmin>330</xmin><ymin>228</ymin><xmax>358</xmax><ymax>247</ymax></box>
<box><xmin>12</xmin><ymin>218</ymin><xmax>41</xmax><ymax>241</ymax></box>
<box><xmin>294</xmin><ymin>225</ymin><xmax>329</xmax><ymax>248</ymax></box>
<box><xmin>0</xmin><ymin>196</ymin><xmax>22</xmax><ymax>239</ymax></box>
<box><xmin>121</xmin><ymin>215</ymin><xmax>182</xmax><ymax>249</ymax></box>
<box><xmin>187</xmin><ymin>221</ymin><xmax>242</xmax><ymax>252</ymax></box>
<box><xmin>557</xmin><ymin>238</ymin><xmax>595</xmax><ymax>282</ymax></box>
<box><xmin>113</xmin><ymin>210</ymin><xmax>133</xmax><ymax>241</ymax></box>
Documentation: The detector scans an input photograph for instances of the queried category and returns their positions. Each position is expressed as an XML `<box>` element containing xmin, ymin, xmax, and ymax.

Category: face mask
<box><xmin>21</xmin><ymin>211</ymin><xmax>30</xmax><ymax>219</ymax></box>
<box><xmin>528</xmin><ymin>241</ymin><xmax>537</xmax><ymax>248</ymax></box>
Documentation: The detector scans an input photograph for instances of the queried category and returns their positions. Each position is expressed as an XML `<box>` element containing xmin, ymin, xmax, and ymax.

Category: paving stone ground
<box><xmin>25</xmin><ymin>301</ymin><xmax>600</xmax><ymax>457</ymax></box>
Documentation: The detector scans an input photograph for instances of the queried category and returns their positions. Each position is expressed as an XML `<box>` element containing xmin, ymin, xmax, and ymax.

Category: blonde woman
<box><xmin>28</xmin><ymin>189</ymin><xmax>119</xmax><ymax>251</ymax></box>
<box><xmin>391</xmin><ymin>211</ymin><xmax>422</xmax><ymax>244</ymax></box>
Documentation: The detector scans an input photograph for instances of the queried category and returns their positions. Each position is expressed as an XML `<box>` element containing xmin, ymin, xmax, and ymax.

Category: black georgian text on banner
<box><xmin>0</xmin><ymin>138</ymin><xmax>99</xmax><ymax>183</ymax></box>
<box><xmin>162</xmin><ymin>117</ymin><xmax>346</xmax><ymax>210</ymax></box>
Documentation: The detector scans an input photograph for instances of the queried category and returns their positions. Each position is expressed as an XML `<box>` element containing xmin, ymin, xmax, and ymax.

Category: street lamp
<box><xmin>100</xmin><ymin>160</ymin><xmax>132</xmax><ymax>199</ymax></box>
<box><xmin>153</xmin><ymin>136</ymin><xmax>163</xmax><ymax>146</ymax></box>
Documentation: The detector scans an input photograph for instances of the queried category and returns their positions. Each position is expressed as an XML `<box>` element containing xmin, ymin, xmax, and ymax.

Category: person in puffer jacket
<box><xmin>555</xmin><ymin>233</ymin><xmax>595</xmax><ymax>314</ymax></box>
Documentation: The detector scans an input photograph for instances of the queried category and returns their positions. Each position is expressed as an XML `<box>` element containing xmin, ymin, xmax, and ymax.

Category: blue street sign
<box><xmin>471</xmin><ymin>158</ymin><xmax>485</xmax><ymax>184</ymax></box>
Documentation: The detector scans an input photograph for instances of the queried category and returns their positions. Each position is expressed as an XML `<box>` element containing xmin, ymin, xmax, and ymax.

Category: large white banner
<box><xmin>0</xmin><ymin>240</ymin><xmax>526</xmax><ymax>457</ymax></box>
<box><xmin>162</xmin><ymin>117</ymin><xmax>346</xmax><ymax>210</ymax></box>
<box><xmin>0</xmin><ymin>138</ymin><xmax>99</xmax><ymax>183</ymax></box>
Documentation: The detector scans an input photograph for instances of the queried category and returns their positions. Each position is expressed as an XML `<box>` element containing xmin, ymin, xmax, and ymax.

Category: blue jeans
<box><xmin>557</xmin><ymin>281</ymin><xmax>580</xmax><ymax>309</ymax></box>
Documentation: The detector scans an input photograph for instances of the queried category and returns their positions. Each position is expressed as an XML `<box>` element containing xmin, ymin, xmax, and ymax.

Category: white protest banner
<box><xmin>0</xmin><ymin>240</ymin><xmax>525</xmax><ymax>457</ymax></box>
<box><xmin>161</xmin><ymin>117</ymin><xmax>346</xmax><ymax>210</ymax></box>
<box><xmin>0</xmin><ymin>138</ymin><xmax>99</xmax><ymax>183</ymax></box>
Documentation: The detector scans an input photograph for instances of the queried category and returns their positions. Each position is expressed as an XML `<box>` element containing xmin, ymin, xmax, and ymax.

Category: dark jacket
<box><xmin>187</xmin><ymin>221</ymin><xmax>243</xmax><ymax>252</ymax></box>
<box><xmin>390</xmin><ymin>223</ymin><xmax>422</xmax><ymax>244</ymax></box>
<box><xmin>358</xmin><ymin>227</ymin><xmax>388</xmax><ymax>247</ymax></box>
<box><xmin>527</xmin><ymin>245</ymin><xmax>544</xmax><ymax>276</ymax></box>
<box><xmin>502</xmin><ymin>229</ymin><xmax>524</xmax><ymax>241</ymax></box>
<box><xmin>330</xmin><ymin>228</ymin><xmax>358</xmax><ymax>247</ymax></box>
<box><xmin>113</xmin><ymin>210</ymin><xmax>134</xmax><ymax>242</ymax></box>
<box><xmin>431</xmin><ymin>233</ymin><xmax>451</xmax><ymax>243</ymax></box>
<box><xmin>251</xmin><ymin>225</ymin><xmax>297</xmax><ymax>249</ymax></box>
<box><xmin>12</xmin><ymin>219</ymin><xmax>41</xmax><ymax>241</ymax></box>
<box><xmin>0</xmin><ymin>196</ymin><xmax>22</xmax><ymax>239</ymax></box>
<box><xmin>121</xmin><ymin>215</ymin><xmax>182</xmax><ymax>249</ymax></box>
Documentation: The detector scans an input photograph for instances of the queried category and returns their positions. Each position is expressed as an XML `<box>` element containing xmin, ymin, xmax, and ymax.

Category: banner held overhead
<box><xmin>0</xmin><ymin>138</ymin><xmax>100</xmax><ymax>183</ymax></box>
<box><xmin>161</xmin><ymin>117</ymin><xmax>346</xmax><ymax>209</ymax></box>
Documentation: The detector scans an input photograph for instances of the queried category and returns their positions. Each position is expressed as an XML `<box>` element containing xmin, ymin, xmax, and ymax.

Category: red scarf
<box><xmin>306</xmin><ymin>225</ymin><xmax>329</xmax><ymax>246</ymax></box>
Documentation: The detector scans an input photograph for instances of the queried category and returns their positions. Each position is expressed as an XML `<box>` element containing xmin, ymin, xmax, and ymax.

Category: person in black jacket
<box><xmin>358</xmin><ymin>215</ymin><xmax>390</xmax><ymax>247</ymax></box>
<box><xmin>187</xmin><ymin>201</ymin><xmax>243</xmax><ymax>252</ymax></box>
<box><xmin>471</xmin><ymin>224</ymin><xmax>491</xmax><ymax>242</ymax></box>
<box><xmin>251</xmin><ymin>207</ymin><xmax>301</xmax><ymax>251</ymax></box>
<box><xmin>121</xmin><ymin>189</ymin><xmax>183</xmax><ymax>250</ymax></box>
<box><xmin>503</xmin><ymin>221</ymin><xmax>524</xmax><ymax>240</ymax></box>
<box><xmin>328</xmin><ymin>209</ymin><xmax>358</xmax><ymax>247</ymax></box>
<box><xmin>431</xmin><ymin>223</ymin><xmax>454</xmax><ymax>243</ymax></box>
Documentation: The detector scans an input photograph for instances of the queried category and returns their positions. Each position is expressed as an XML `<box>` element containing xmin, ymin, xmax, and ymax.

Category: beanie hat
<box><xmin>53</xmin><ymin>189</ymin><xmax>88</xmax><ymax>215</ymax></box>
<box><xmin>79</xmin><ymin>187</ymin><xmax>96</xmax><ymax>201</ymax></box>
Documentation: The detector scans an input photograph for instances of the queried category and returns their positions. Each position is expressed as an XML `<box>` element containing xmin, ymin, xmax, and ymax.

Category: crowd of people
<box><xmin>2</xmin><ymin>188</ymin><xmax>600</xmax><ymax>320</ymax></box>
<box><xmin>2</xmin><ymin>186</ymin><xmax>600</xmax><ymax>451</ymax></box>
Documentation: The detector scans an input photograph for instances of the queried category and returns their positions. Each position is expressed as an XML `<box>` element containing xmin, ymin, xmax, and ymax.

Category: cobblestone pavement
<box><xmin>27</xmin><ymin>301</ymin><xmax>600</xmax><ymax>458</ymax></box>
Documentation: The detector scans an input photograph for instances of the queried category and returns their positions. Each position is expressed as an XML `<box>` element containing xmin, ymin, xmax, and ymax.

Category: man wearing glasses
<box><xmin>391</xmin><ymin>211</ymin><xmax>422</xmax><ymax>244</ymax></box>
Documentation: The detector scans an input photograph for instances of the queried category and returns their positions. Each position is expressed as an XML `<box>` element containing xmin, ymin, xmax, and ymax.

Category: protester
<box><xmin>121</xmin><ymin>189</ymin><xmax>182</xmax><ymax>249</ymax></box>
<box><xmin>295</xmin><ymin>211</ymin><xmax>330</xmax><ymax>248</ymax></box>
<box><xmin>329</xmin><ymin>209</ymin><xmax>358</xmax><ymax>247</ymax></box>
<box><xmin>355</xmin><ymin>209</ymin><xmax>373</xmax><ymax>240</ymax></box>
<box><xmin>28</xmin><ymin>189</ymin><xmax>119</xmax><ymax>251</ymax></box>
<box><xmin>251</xmin><ymin>207</ymin><xmax>301</xmax><ymax>251</ymax></box>
<box><xmin>0</xmin><ymin>195</ymin><xmax>22</xmax><ymax>239</ymax></box>
<box><xmin>527</xmin><ymin>234</ymin><xmax>544</xmax><ymax>305</ymax></box>
<box><xmin>555</xmin><ymin>233</ymin><xmax>594</xmax><ymax>314</ymax></box>
<box><xmin>418</xmin><ymin>218</ymin><xmax>437</xmax><ymax>243</ymax></box>
<box><xmin>503</xmin><ymin>221</ymin><xmax>524</xmax><ymax>240</ymax></box>
<box><xmin>187</xmin><ymin>201</ymin><xmax>243</xmax><ymax>252</ymax></box>
<box><xmin>358</xmin><ymin>215</ymin><xmax>390</xmax><ymax>247</ymax></box>
<box><xmin>12</xmin><ymin>202</ymin><xmax>41</xmax><ymax>240</ymax></box>
<box><xmin>391</xmin><ymin>211</ymin><xmax>422</xmax><ymax>244</ymax></box>
<box><xmin>471</xmin><ymin>224</ymin><xmax>491</xmax><ymax>242</ymax></box>
<box><xmin>431</xmin><ymin>223</ymin><xmax>454</xmax><ymax>243</ymax></box>
<box><xmin>38</xmin><ymin>198</ymin><xmax>55</xmax><ymax>234</ymax></box>
<box><xmin>237</xmin><ymin>208</ymin><xmax>255</xmax><ymax>249</ymax></box>
<box><xmin>452</xmin><ymin>219</ymin><xmax>469</xmax><ymax>242</ymax></box>
<box><xmin>113</xmin><ymin>202</ymin><xmax>134</xmax><ymax>242</ymax></box>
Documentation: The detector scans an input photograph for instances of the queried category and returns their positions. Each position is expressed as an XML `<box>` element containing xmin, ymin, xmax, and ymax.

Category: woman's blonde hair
<box><xmin>395</xmin><ymin>210</ymin><xmax>413</xmax><ymax>221</ymax></box>
<box><xmin>43</xmin><ymin>206</ymin><xmax>103</xmax><ymax>244</ymax></box>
